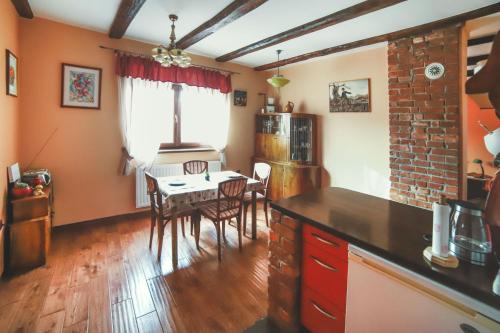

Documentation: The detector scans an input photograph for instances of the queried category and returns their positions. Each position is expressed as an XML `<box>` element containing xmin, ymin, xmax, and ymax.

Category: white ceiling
<box><xmin>28</xmin><ymin>0</ymin><xmax>500</xmax><ymax>68</ymax></box>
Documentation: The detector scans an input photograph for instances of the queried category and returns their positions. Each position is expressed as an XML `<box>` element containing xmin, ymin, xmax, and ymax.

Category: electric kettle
<box><xmin>449</xmin><ymin>200</ymin><xmax>492</xmax><ymax>266</ymax></box>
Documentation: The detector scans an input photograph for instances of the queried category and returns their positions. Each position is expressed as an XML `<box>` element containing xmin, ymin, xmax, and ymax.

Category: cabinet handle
<box><xmin>311</xmin><ymin>301</ymin><xmax>336</xmax><ymax>321</ymax></box>
<box><xmin>311</xmin><ymin>233</ymin><xmax>339</xmax><ymax>248</ymax></box>
<box><xmin>311</xmin><ymin>256</ymin><xmax>337</xmax><ymax>272</ymax></box>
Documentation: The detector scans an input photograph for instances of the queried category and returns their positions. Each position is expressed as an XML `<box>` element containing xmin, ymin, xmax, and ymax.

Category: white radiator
<box><xmin>135</xmin><ymin>161</ymin><xmax>221</xmax><ymax>208</ymax></box>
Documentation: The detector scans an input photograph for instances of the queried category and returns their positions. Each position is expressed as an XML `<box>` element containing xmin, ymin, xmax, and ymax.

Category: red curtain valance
<box><xmin>116</xmin><ymin>54</ymin><xmax>232</xmax><ymax>94</ymax></box>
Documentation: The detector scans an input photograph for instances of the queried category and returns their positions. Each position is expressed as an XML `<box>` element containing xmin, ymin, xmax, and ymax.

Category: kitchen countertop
<box><xmin>270</xmin><ymin>187</ymin><xmax>500</xmax><ymax>311</ymax></box>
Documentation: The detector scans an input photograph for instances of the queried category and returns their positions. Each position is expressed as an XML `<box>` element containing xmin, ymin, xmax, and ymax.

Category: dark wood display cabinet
<box><xmin>255</xmin><ymin>113</ymin><xmax>321</xmax><ymax>201</ymax></box>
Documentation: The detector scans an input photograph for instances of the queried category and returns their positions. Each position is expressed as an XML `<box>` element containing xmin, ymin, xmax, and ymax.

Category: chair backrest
<box><xmin>144</xmin><ymin>171</ymin><xmax>163</xmax><ymax>213</ymax></box>
<box><xmin>183</xmin><ymin>160</ymin><xmax>208</xmax><ymax>175</ymax></box>
<box><xmin>253</xmin><ymin>162</ymin><xmax>271</xmax><ymax>195</ymax></box>
<box><xmin>217</xmin><ymin>177</ymin><xmax>248</xmax><ymax>217</ymax></box>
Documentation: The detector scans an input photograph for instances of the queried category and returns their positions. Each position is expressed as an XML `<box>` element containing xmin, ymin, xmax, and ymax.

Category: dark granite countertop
<box><xmin>270</xmin><ymin>187</ymin><xmax>500</xmax><ymax>311</ymax></box>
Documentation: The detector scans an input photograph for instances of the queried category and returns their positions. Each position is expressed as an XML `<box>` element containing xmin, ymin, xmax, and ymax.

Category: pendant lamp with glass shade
<box><xmin>152</xmin><ymin>14</ymin><xmax>191</xmax><ymax>68</ymax></box>
<box><xmin>267</xmin><ymin>50</ymin><xmax>290</xmax><ymax>88</ymax></box>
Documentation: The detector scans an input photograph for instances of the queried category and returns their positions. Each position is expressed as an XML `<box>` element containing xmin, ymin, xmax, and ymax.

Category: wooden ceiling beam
<box><xmin>254</xmin><ymin>2</ymin><xmax>500</xmax><ymax>71</ymax></box>
<box><xmin>216</xmin><ymin>0</ymin><xmax>406</xmax><ymax>62</ymax></box>
<box><xmin>467</xmin><ymin>54</ymin><xmax>489</xmax><ymax>66</ymax></box>
<box><xmin>109</xmin><ymin>0</ymin><xmax>146</xmax><ymax>39</ymax></box>
<box><xmin>468</xmin><ymin>34</ymin><xmax>495</xmax><ymax>46</ymax></box>
<box><xmin>11</xmin><ymin>0</ymin><xmax>33</xmax><ymax>19</ymax></box>
<box><xmin>176</xmin><ymin>0</ymin><xmax>267</xmax><ymax>50</ymax></box>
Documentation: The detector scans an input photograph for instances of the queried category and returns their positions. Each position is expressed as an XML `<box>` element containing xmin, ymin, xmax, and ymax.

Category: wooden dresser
<box><xmin>255</xmin><ymin>113</ymin><xmax>321</xmax><ymax>201</ymax></box>
<box><xmin>7</xmin><ymin>185</ymin><xmax>53</xmax><ymax>273</ymax></box>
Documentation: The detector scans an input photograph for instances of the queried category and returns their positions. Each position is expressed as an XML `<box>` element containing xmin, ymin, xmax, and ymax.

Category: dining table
<box><xmin>157</xmin><ymin>170</ymin><xmax>265</xmax><ymax>267</ymax></box>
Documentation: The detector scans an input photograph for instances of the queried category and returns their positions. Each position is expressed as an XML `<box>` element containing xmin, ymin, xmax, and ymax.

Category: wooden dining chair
<box><xmin>182</xmin><ymin>160</ymin><xmax>209</xmax><ymax>235</ymax></box>
<box><xmin>145</xmin><ymin>172</ymin><xmax>200</xmax><ymax>261</ymax></box>
<box><xmin>197</xmin><ymin>177</ymin><xmax>248</xmax><ymax>261</ymax></box>
<box><xmin>243</xmin><ymin>162</ymin><xmax>271</xmax><ymax>235</ymax></box>
<box><xmin>183</xmin><ymin>160</ymin><xmax>209</xmax><ymax>175</ymax></box>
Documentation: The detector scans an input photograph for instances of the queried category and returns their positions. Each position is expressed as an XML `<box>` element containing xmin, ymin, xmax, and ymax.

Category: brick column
<box><xmin>388</xmin><ymin>25</ymin><xmax>462</xmax><ymax>209</ymax></box>
<box><xmin>268</xmin><ymin>209</ymin><xmax>302</xmax><ymax>333</ymax></box>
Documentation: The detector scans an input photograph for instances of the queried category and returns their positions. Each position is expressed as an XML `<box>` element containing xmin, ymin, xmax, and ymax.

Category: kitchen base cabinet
<box><xmin>346</xmin><ymin>247</ymin><xmax>500</xmax><ymax>333</ymax></box>
<box><xmin>301</xmin><ymin>287</ymin><xmax>345</xmax><ymax>333</ymax></box>
<box><xmin>301</xmin><ymin>224</ymin><xmax>347</xmax><ymax>333</ymax></box>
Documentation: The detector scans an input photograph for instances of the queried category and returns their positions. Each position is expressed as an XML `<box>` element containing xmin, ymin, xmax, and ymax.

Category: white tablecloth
<box><xmin>158</xmin><ymin>171</ymin><xmax>263</xmax><ymax>209</ymax></box>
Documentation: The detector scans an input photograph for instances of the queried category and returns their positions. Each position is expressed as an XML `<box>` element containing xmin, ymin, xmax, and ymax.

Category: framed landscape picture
<box><xmin>329</xmin><ymin>78</ymin><xmax>370</xmax><ymax>113</ymax></box>
<box><xmin>61</xmin><ymin>63</ymin><xmax>102</xmax><ymax>109</ymax></box>
<box><xmin>6</xmin><ymin>50</ymin><xmax>18</xmax><ymax>97</ymax></box>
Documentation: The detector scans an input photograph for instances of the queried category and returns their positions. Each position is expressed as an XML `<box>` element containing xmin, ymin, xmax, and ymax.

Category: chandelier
<box><xmin>267</xmin><ymin>50</ymin><xmax>290</xmax><ymax>88</ymax></box>
<box><xmin>152</xmin><ymin>14</ymin><xmax>191</xmax><ymax>68</ymax></box>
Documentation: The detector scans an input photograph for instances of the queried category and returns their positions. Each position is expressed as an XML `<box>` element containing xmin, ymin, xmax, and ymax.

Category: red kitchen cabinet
<box><xmin>303</xmin><ymin>224</ymin><xmax>348</xmax><ymax>261</ymax></box>
<box><xmin>301</xmin><ymin>224</ymin><xmax>348</xmax><ymax>333</ymax></box>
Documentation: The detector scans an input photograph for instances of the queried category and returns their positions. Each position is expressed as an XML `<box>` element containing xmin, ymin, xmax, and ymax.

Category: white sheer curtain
<box><xmin>180</xmin><ymin>84</ymin><xmax>230</xmax><ymax>166</ymax></box>
<box><xmin>118</xmin><ymin>77</ymin><xmax>173</xmax><ymax>175</ymax></box>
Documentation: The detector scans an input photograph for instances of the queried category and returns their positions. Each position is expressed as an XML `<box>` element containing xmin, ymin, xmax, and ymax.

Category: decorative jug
<box><xmin>284</xmin><ymin>101</ymin><xmax>294</xmax><ymax>113</ymax></box>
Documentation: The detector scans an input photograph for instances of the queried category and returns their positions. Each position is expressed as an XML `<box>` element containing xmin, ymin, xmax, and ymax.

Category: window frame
<box><xmin>159</xmin><ymin>84</ymin><xmax>213</xmax><ymax>151</ymax></box>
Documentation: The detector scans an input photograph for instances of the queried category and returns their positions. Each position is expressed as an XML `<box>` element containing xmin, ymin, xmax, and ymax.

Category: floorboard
<box><xmin>0</xmin><ymin>207</ymin><xmax>269</xmax><ymax>332</ymax></box>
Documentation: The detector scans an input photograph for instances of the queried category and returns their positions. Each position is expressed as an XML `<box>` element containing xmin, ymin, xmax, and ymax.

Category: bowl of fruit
<box><xmin>12</xmin><ymin>182</ymin><xmax>33</xmax><ymax>199</ymax></box>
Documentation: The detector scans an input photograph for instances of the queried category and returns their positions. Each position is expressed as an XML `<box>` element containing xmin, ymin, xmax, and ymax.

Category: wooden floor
<box><xmin>0</xmin><ymin>208</ymin><xmax>270</xmax><ymax>333</ymax></box>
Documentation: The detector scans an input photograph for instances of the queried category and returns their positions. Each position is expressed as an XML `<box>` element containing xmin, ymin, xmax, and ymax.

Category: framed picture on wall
<box><xmin>233</xmin><ymin>90</ymin><xmax>247</xmax><ymax>106</ymax></box>
<box><xmin>61</xmin><ymin>63</ymin><xmax>102</xmax><ymax>109</ymax></box>
<box><xmin>6</xmin><ymin>49</ymin><xmax>18</xmax><ymax>97</ymax></box>
<box><xmin>329</xmin><ymin>78</ymin><xmax>370</xmax><ymax>113</ymax></box>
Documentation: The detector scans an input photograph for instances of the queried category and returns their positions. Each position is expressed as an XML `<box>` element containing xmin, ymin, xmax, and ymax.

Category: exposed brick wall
<box><xmin>388</xmin><ymin>25</ymin><xmax>462</xmax><ymax>209</ymax></box>
<box><xmin>268</xmin><ymin>209</ymin><xmax>302</xmax><ymax>333</ymax></box>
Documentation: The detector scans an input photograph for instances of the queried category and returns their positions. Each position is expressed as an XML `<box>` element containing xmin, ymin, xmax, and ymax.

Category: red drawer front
<box><xmin>303</xmin><ymin>224</ymin><xmax>347</xmax><ymax>261</ymax></box>
<box><xmin>301</xmin><ymin>287</ymin><xmax>345</xmax><ymax>333</ymax></box>
<box><xmin>302</xmin><ymin>241</ymin><xmax>347</xmax><ymax>309</ymax></box>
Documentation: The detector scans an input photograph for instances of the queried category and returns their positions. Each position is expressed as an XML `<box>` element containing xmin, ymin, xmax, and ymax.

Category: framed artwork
<box><xmin>329</xmin><ymin>78</ymin><xmax>370</xmax><ymax>113</ymax></box>
<box><xmin>233</xmin><ymin>90</ymin><xmax>247</xmax><ymax>106</ymax></box>
<box><xmin>61</xmin><ymin>63</ymin><xmax>102</xmax><ymax>109</ymax></box>
<box><xmin>6</xmin><ymin>50</ymin><xmax>18</xmax><ymax>97</ymax></box>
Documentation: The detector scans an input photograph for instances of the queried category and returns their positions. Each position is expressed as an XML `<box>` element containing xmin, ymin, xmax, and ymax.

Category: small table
<box><xmin>158</xmin><ymin>171</ymin><xmax>264</xmax><ymax>267</ymax></box>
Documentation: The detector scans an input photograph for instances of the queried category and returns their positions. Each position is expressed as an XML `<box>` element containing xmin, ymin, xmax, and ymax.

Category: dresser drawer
<box><xmin>301</xmin><ymin>287</ymin><xmax>345</xmax><ymax>333</ymax></box>
<box><xmin>303</xmin><ymin>241</ymin><xmax>347</xmax><ymax>309</ymax></box>
<box><xmin>303</xmin><ymin>224</ymin><xmax>347</xmax><ymax>261</ymax></box>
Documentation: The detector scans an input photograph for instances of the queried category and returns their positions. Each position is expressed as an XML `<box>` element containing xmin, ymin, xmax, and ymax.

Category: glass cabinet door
<box><xmin>290</xmin><ymin>117</ymin><xmax>313</xmax><ymax>163</ymax></box>
<box><xmin>256</xmin><ymin>115</ymin><xmax>288</xmax><ymax>135</ymax></box>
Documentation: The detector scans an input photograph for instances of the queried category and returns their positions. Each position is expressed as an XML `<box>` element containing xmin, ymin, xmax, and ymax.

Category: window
<box><xmin>160</xmin><ymin>84</ymin><xmax>229</xmax><ymax>150</ymax></box>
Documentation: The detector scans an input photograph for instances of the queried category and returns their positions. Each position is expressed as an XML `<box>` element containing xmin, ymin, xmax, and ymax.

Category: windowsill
<box><xmin>158</xmin><ymin>147</ymin><xmax>216</xmax><ymax>154</ymax></box>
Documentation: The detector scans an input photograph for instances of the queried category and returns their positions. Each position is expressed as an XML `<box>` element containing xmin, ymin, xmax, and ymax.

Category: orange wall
<box><xmin>466</xmin><ymin>97</ymin><xmax>499</xmax><ymax>176</ymax></box>
<box><xmin>0</xmin><ymin>2</ymin><xmax>19</xmax><ymax>224</ymax></box>
<box><xmin>266</xmin><ymin>46</ymin><xmax>391</xmax><ymax>199</ymax></box>
<box><xmin>19</xmin><ymin>18</ymin><xmax>267</xmax><ymax>226</ymax></box>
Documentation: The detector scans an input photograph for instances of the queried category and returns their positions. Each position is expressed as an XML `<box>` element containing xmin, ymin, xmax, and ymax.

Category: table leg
<box><xmin>252</xmin><ymin>190</ymin><xmax>257</xmax><ymax>240</ymax></box>
<box><xmin>171</xmin><ymin>208</ymin><xmax>178</xmax><ymax>269</ymax></box>
<box><xmin>157</xmin><ymin>217</ymin><xmax>164</xmax><ymax>261</ymax></box>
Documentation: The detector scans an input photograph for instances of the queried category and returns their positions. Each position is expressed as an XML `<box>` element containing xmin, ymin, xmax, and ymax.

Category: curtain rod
<box><xmin>99</xmin><ymin>45</ymin><xmax>240</xmax><ymax>75</ymax></box>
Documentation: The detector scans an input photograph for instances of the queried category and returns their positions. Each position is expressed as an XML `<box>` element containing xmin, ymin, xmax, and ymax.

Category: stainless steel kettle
<box><xmin>449</xmin><ymin>200</ymin><xmax>492</xmax><ymax>266</ymax></box>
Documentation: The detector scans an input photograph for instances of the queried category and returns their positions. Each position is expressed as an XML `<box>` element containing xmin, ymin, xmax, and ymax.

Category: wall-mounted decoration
<box><xmin>61</xmin><ymin>63</ymin><xmax>102</xmax><ymax>109</ymax></box>
<box><xmin>329</xmin><ymin>78</ymin><xmax>370</xmax><ymax>113</ymax></box>
<box><xmin>233</xmin><ymin>90</ymin><xmax>247</xmax><ymax>106</ymax></box>
<box><xmin>6</xmin><ymin>50</ymin><xmax>18</xmax><ymax>97</ymax></box>
<box><xmin>425</xmin><ymin>62</ymin><xmax>445</xmax><ymax>80</ymax></box>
